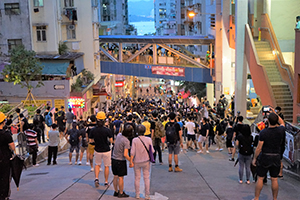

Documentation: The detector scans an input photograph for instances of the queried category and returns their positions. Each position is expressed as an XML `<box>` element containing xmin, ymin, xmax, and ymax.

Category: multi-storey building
<box><xmin>0</xmin><ymin>0</ymin><xmax>101</xmax><ymax>117</ymax></box>
<box><xmin>154</xmin><ymin>0</ymin><xmax>177</xmax><ymax>36</ymax></box>
<box><xmin>98</xmin><ymin>0</ymin><xmax>129</xmax><ymax>35</ymax></box>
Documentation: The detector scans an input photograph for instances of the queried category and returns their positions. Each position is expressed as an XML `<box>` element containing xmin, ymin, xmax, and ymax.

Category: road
<box><xmin>10</xmin><ymin>147</ymin><xmax>300</xmax><ymax>200</ymax></box>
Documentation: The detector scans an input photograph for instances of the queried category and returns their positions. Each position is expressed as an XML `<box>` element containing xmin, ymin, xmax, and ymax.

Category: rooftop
<box><xmin>36</xmin><ymin>52</ymin><xmax>84</xmax><ymax>60</ymax></box>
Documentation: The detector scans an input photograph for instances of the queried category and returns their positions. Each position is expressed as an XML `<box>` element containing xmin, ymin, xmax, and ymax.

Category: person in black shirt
<box><xmin>225</xmin><ymin>121</ymin><xmax>234</xmax><ymax>154</ymax></box>
<box><xmin>252</xmin><ymin>111</ymin><xmax>285</xmax><ymax>200</ymax></box>
<box><xmin>56</xmin><ymin>106</ymin><xmax>65</xmax><ymax>138</ymax></box>
<box><xmin>197</xmin><ymin>117</ymin><xmax>210</xmax><ymax>154</ymax></box>
<box><xmin>229</xmin><ymin>116</ymin><xmax>244</xmax><ymax>161</ymax></box>
<box><xmin>89</xmin><ymin>112</ymin><xmax>113</xmax><ymax>187</ymax></box>
<box><xmin>86</xmin><ymin>115</ymin><xmax>97</xmax><ymax>171</ymax></box>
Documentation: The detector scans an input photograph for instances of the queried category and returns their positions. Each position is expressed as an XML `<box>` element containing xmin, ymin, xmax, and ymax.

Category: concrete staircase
<box><xmin>254</xmin><ymin>40</ymin><xmax>293</xmax><ymax>122</ymax></box>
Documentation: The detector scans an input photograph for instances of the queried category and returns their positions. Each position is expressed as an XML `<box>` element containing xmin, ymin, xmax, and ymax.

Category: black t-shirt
<box><xmin>237</xmin><ymin>134</ymin><xmax>253</xmax><ymax>155</ymax></box>
<box><xmin>200</xmin><ymin>123</ymin><xmax>209</xmax><ymax>136</ymax></box>
<box><xmin>87</xmin><ymin>123</ymin><xmax>97</xmax><ymax>145</ymax></box>
<box><xmin>216</xmin><ymin>124</ymin><xmax>224</xmax><ymax>135</ymax></box>
<box><xmin>56</xmin><ymin>111</ymin><xmax>65</xmax><ymax>127</ymax></box>
<box><xmin>259</xmin><ymin>126</ymin><xmax>286</xmax><ymax>154</ymax></box>
<box><xmin>233</xmin><ymin>123</ymin><xmax>244</xmax><ymax>137</ymax></box>
<box><xmin>0</xmin><ymin>129</ymin><xmax>13</xmax><ymax>162</ymax></box>
<box><xmin>226</xmin><ymin>127</ymin><xmax>234</xmax><ymax>141</ymax></box>
<box><xmin>89</xmin><ymin>126</ymin><xmax>113</xmax><ymax>153</ymax></box>
<box><xmin>165</xmin><ymin>121</ymin><xmax>181</xmax><ymax>142</ymax></box>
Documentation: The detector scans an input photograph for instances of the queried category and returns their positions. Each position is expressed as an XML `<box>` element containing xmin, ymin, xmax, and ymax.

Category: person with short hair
<box><xmin>252</xmin><ymin>110</ymin><xmax>285</xmax><ymax>200</ymax></box>
<box><xmin>112</xmin><ymin>124</ymin><xmax>134</xmax><ymax>198</ymax></box>
<box><xmin>24</xmin><ymin>123</ymin><xmax>39</xmax><ymax>166</ymax></box>
<box><xmin>131</xmin><ymin>125</ymin><xmax>154</xmax><ymax>199</ymax></box>
<box><xmin>47</xmin><ymin>124</ymin><xmax>60</xmax><ymax>165</ymax></box>
<box><xmin>65</xmin><ymin>108</ymin><xmax>74</xmax><ymax>133</ymax></box>
<box><xmin>56</xmin><ymin>106</ymin><xmax>65</xmax><ymax>139</ymax></box>
<box><xmin>230</xmin><ymin>116</ymin><xmax>244</xmax><ymax>161</ymax></box>
<box><xmin>87</xmin><ymin>115</ymin><xmax>97</xmax><ymax>171</ymax></box>
<box><xmin>65</xmin><ymin>122</ymin><xmax>81</xmax><ymax>165</ymax></box>
<box><xmin>184</xmin><ymin>117</ymin><xmax>197</xmax><ymax>150</ymax></box>
<box><xmin>33</xmin><ymin>109</ymin><xmax>45</xmax><ymax>143</ymax></box>
<box><xmin>165</xmin><ymin>112</ymin><xmax>183</xmax><ymax>172</ymax></box>
<box><xmin>89</xmin><ymin>112</ymin><xmax>113</xmax><ymax>187</ymax></box>
<box><xmin>44</xmin><ymin>106</ymin><xmax>53</xmax><ymax>140</ymax></box>
<box><xmin>197</xmin><ymin>117</ymin><xmax>210</xmax><ymax>154</ymax></box>
<box><xmin>296</xmin><ymin>16</ymin><xmax>300</xmax><ymax>29</ymax></box>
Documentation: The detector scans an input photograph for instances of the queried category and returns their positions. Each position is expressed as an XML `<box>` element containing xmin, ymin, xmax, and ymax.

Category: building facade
<box><xmin>98</xmin><ymin>0</ymin><xmax>129</xmax><ymax>35</ymax></box>
<box><xmin>154</xmin><ymin>0</ymin><xmax>177</xmax><ymax>36</ymax></box>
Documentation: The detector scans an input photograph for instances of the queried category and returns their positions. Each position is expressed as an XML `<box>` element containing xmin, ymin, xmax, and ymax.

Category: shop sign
<box><xmin>22</xmin><ymin>99</ymin><xmax>52</xmax><ymax>106</ymax></box>
<box><xmin>68</xmin><ymin>97</ymin><xmax>85</xmax><ymax>108</ymax></box>
<box><xmin>54</xmin><ymin>99</ymin><xmax>65</xmax><ymax>109</ymax></box>
<box><xmin>152</xmin><ymin>66</ymin><xmax>185</xmax><ymax>77</ymax></box>
<box><xmin>115</xmin><ymin>81</ymin><xmax>124</xmax><ymax>87</ymax></box>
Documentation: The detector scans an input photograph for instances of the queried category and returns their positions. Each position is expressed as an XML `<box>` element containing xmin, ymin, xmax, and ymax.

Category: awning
<box><xmin>40</xmin><ymin>61</ymin><xmax>69</xmax><ymax>76</ymax></box>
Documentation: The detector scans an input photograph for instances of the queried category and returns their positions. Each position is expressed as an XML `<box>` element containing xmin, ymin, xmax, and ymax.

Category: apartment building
<box><xmin>99</xmin><ymin>0</ymin><xmax>129</xmax><ymax>35</ymax></box>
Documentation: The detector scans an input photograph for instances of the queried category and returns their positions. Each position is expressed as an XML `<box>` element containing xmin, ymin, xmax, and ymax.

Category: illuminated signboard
<box><xmin>68</xmin><ymin>97</ymin><xmax>85</xmax><ymax>108</ymax></box>
<box><xmin>152</xmin><ymin>66</ymin><xmax>185</xmax><ymax>77</ymax></box>
<box><xmin>115</xmin><ymin>81</ymin><xmax>124</xmax><ymax>87</ymax></box>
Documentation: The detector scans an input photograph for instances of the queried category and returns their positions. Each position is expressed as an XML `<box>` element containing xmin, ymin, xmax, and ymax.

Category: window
<box><xmin>67</xmin><ymin>25</ymin><xmax>76</xmax><ymax>39</ymax></box>
<box><xmin>64</xmin><ymin>0</ymin><xmax>74</xmax><ymax>7</ymax></box>
<box><xmin>91</xmin><ymin>0</ymin><xmax>98</xmax><ymax>7</ymax></box>
<box><xmin>36</xmin><ymin>26</ymin><xmax>47</xmax><ymax>41</ymax></box>
<box><xmin>4</xmin><ymin>3</ymin><xmax>20</xmax><ymax>15</ymax></box>
<box><xmin>33</xmin><ymin>0</ymin><xmax>44</xmax><ymax>7</ymax></box>
<box><xmin>8</xmin><ymin>39</ymin><xmax>22</xmax><ymax>51</ymax></box>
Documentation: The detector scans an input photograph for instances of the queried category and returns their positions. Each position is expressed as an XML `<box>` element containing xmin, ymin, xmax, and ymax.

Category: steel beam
<box><xmin>99</xmin><ymin>47</ymin><xmax>118</xmax><ymax>62</ymax></box>
<box><xmin>124</xmin><ymin>44</ymin><xmax>152</xmax><ymax>63</ymax></box>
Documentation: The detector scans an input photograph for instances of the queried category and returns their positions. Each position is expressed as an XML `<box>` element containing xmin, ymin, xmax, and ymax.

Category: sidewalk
<box><xmin>150</xmin><ymin>148</ymin><xmax>300</xmax><ymax>200</ymax></box>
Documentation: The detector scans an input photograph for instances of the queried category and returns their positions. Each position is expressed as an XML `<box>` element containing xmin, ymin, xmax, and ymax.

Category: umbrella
<box><xmin>234</xmin><ymin>158</ymin><xmax>239</xmax><ymax>167</ymax></box>
<box><xmin>10</xmin><ymin>155</ymin><xmax>26</xmax><ymax>191</ymax></box>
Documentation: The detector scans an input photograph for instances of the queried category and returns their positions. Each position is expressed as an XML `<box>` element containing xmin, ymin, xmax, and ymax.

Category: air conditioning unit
<box><xmin>68</xmin><ymin>25</ymin><xmax>75</xmax><ymax>30</ymax></box>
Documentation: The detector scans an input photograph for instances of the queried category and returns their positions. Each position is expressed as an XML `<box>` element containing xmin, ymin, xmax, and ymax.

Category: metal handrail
<box><xmin>260</xmin><ymin>27</ymin><xmax>294</xmax><ymax>88</ymax></box>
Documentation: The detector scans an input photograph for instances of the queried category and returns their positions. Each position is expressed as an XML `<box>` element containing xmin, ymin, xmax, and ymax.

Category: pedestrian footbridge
<box><xmin>99</xmin><ymin>35</ymin><xmax>215</xmax><ymax>83</ymax></box>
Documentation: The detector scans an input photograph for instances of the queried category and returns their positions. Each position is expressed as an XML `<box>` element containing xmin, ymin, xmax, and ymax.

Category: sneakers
<box><xmin>206</xmin><ymin>150</ymin><xmax>210</xmax><ymax>154</ymax></box>
<box><xmin>175</xmin><ymin>166</ymin><xmax>183</xmax><ymax>172</ymax></box>
<box><xmin>159</xmin><ymin>162</ymin><xmax>163</xmax><ymax>165</ymax></box>
<box><xmin>239</xmin><ymin>180</ymin><xmax>243</xmax><ymax>184</ymax></box>
<box><xmin>33</xmin><ymin>164</ymin><xmax>39</xmax><ymax>167</ymax></box>
<box><xmin>90</xmin><ymin>168</ymin><xmax>94</xmax><ymax>172</ymax></box>
<box><xmin>78</xmin><ymin>161</ymin><xmax>82</xmax><ymax>165</ymax></box>
<box><xmin>104</xmin><ymin>182</ymin><xmax>109</xmax><ymax>186</ymax></box>
<box><xmin>86</xmin><ymin>162</ymin><xmax>90</xmax><ymax>166</ymax></box>
<box><xmin>47</xmin><ymin>163</ymin><xmax>51</xmax><ymax>165</ymax></box>
<box><xmin>215</xmin><ymin>148</ymin><xmax>220</xmax><ymax>151</ymax></box>
<box><xmin>53</xmin><ymin>161</ymin><xmax>57</xmax><ymax>165</ymax></box>
<box><xmin>168</xmin><ymin>166</ymin><xmax>173</xmax><ymax>172</ymax></box>
<box><xmin>94</xmin><ymin>179</ymin><xmax>99</xmax><ymax>188</ymax></box>
<box><xmin>197</xmin><ymin>150</ymin><xmax>203</xmax><ymax>154</ymax></box>
<box><xmin>229</xmin><ymin>158</ymin><xmax>235</xmax><ymax>162</ymax></box>
<box><xmin>118</xmin><ymin>191</ymin><xmax>129</xmax><ymax>198</ymax></box>
<box><xmin>113</xmin><ymin>191</ymin><xmax>119</xmax><ymax>197</ymax></box>
<box><xmin>69</xmin><ymin>162</ymin><xmax>72</xmax><ymax>165</ymax></box>
<box><xmin>246</xmin><ymin>180</ymin><xmax>250</xmax><ymax>185</ymax></box>
<box><xmin>135</xmin><ymin>194</ymin><xmax>140</xmax><ymax>199</ymax></box>
<box><xmin>219</xmin><ymin>148</ymin><xmax>223</xmax><ymax>151</ymax></box>
<box><xmin>75</xmin><ymin>161</ymin><xmax>77</xmax><ymax>165</ymax></box>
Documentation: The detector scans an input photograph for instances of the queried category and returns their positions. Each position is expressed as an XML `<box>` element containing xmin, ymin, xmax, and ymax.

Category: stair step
<box><xmin>274</xmin><ymin>95</ymin><xmax>292</xmax><ymax>99</ymax></box>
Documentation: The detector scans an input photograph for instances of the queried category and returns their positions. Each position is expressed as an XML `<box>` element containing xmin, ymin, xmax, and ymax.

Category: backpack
<box><xmin>165</xmin><ymin>123</ymin><xmax>178</xmax><ymax>145</ymax></box>
<box><xmin>45</xmin><ymin>112</ymin><xmax>52</xmax><ymax>127</ymax></box>
<box><xmin>238</xmin><ymin>135</ymin><xmax>253</xmax><ymax>155</ymax></box>
<box><xmin>33</xmin><ymin>115</ymin><xmax>43</xmax><ymax>127</ymax></box>
<box><xmin>154</xmin><ymin>120</ymin><xmax>165</xmax><ymax>138</ymax></box>
<box><xmin>69</xmin><ymin>129</ymin><xmax>79</xmax><ymax>145</ymax></box>
<box><xmin>22</xmin><ymin>118</ymin><xmax>29</xmax><ymax>131</ymax></box>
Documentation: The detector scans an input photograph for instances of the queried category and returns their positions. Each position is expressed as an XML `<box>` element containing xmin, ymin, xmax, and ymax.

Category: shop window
<box><xmin>36</xmin><ymin>26</ymin><xmax>47</xmax><ymax>42</ymax></box>
<box><xmin>33</xmin><ymin>0</ymin><xmax>44</xmax><ymax>7</ymax></box>
<box><xmin>8</xmin><ymin>39</ymin><xmax>22</xmax><ymax>51</ymax></box>
<box><xmin>4</xmin><ymin>3</ymin><xmax>20</xmax><ymax>15</ymax></box>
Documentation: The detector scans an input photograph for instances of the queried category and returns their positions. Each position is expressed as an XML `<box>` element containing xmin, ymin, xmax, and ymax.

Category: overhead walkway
<box><xmin>98</xmin><ymin>35</ymin><xmax>215</xmax><ymax>83</ymax></box>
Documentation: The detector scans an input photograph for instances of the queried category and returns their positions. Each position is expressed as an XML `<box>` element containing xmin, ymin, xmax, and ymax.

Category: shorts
<box><xmin>80</xmin><ymin>146</ymin><xmax>87</xmax><ymax>152</ymax></box>
<box><xmin>70</xmin><ymin>145</ymin><xmax>80</xmax><ymax>153</ymax></box>
<box><xmin>88</xmin><ymin>144</ymin><xmax>95</xmax><ymax>155</ymax></box>
<box><xmin>256</xmin><ymin>165</ymin><xmax>280</xmax><ymax>178</ymax></box>
<box><xmin>226</xmin><ymin>139</ymin><xmax>233</xmax><ymax>148</ymax></box>
<box><xmin>198</xmin><ymin>135</ymin><xmax>207</xmax><ymax>143</ymax></box>
<box><xmin>187</xmin><ymin>134</ymin><xmax>196</xmax><ymax>141</ymax></box>
<box><xmin>59</xmin><ymin>126</ymin><xmax>65</xmax><ymax>133</ymax></box>
<box><xmin>95</xmin><ymin>151</ymin><xmax>111</xmax><ymax>166</ymax></box>
<box><xmin>112</xmin><ymin>159</ymin><xmax>127</xmax><ymax>177</ymax></box>
<box><xmin>66</xmin><ymin>122</ymin><xmax>72</xmax><ymax>130</ymax></box>
<box><xmin>167</xmin><ymin>142</ymin><xmax>180</xmax><ymax>155</ymax></box>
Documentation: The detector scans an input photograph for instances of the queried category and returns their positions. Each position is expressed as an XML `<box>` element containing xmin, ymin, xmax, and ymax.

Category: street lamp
<box><xmin>188</xmin><ymin>11</ymin><xmax>196</xmax><ymax>18</ymax></box>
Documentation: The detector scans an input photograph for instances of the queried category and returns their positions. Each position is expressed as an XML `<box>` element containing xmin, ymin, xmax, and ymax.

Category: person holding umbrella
<box><xmin>0</xmin><ymin>112</ymin><xmax>15</xmax><ymax>200</ymax></box>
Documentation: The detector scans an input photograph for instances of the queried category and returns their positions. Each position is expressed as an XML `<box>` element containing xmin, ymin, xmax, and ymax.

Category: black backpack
<box><xmin>238</xmin><ymin>134</ymin><xmax>254</xmax><ymax>155</ymax></box>
<box><xmin>166</xmin><ymin>123</ymin><xmax>178</xmax><ymax>145</ymax></box>
<box><xmin>69</xmin><ymin>129</ymin><xmax>79</xmax><ymax>145</ymax></box>
<box><xmin>33</xmin><ymin>115</ymin><xmax>43</xmax><ymax>128</ymax></box>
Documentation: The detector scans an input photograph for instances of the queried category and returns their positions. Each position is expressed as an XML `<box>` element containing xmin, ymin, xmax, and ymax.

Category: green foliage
<box><xmin>71</xmin><ymin>77</ymin><xmax>83</xmax><ymax>92</ymax></box>
<box><xmin>58</xmin><ymin>41</ymin><xmax>68</xmax><ymax>55</ymax></box>
<box><xmin>81</xmin><ymin>69</ymin><xmax>94</xmax><ymax>84</ymax></box>
<box><xmin>179</xmin><ymin>81</ymin><xmax>206</xmax><ymax>100</ymax></box>
<box><xmin>0</xmin><ymin>104</ymin><xmax>12</xmax><ymax>114</ymax></box>
<box><xmin>1</xmin><ymin>45</ymin><xmax>44</xmax><ymax>90</ymax></box>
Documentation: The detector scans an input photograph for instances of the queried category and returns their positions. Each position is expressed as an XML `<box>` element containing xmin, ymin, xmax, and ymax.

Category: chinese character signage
<box><xmin>151</xmin><ymin>66</ymin><xmax>185</xmax><ymax>77</ymax></box>
<box><xmin>115</xmin><ymin>81</ymin><xmax>124</xmax><ymax>87</ymax></box>
<box><xmin>68</xmin><ymin>97</ymin><xmax>85</xmax><ymax>108</ymax></box>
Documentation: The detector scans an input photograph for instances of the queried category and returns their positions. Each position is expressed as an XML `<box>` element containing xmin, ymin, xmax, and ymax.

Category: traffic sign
<box><xmin>54</xmin><ymin>85</ymin><xmax>65</xmax><ymax>90</ymax></box>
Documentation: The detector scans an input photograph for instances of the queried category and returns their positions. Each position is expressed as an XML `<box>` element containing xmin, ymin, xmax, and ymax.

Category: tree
<box><xmin>1</xmin><ymin>45</ymin><xmax>44</xmax><ymax>106</ymax></box>
<box><xmin>179</xmin><ymin>81</ymin><xmax>206</xmax><ymax>100</ymax></box>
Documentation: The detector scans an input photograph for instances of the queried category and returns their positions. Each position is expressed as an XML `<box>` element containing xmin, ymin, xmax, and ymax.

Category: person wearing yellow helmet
<box><xmin>0</xmin><ymin>112</ymin><xmax>15</xmax><ymax>199</ymax></box>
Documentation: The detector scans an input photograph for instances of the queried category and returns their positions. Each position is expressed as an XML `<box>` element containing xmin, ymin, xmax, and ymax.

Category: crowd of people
<box><xmin>0</xmin><ymin>94</ymin><xmax>287</xmax><ymax>200</ymax></box>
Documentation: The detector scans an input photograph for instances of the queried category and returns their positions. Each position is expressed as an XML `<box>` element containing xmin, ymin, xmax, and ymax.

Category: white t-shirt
<box><xmin>185</xmin><ymin>121</ymin><xmax>195</xmax><ymax>135</ymax></box>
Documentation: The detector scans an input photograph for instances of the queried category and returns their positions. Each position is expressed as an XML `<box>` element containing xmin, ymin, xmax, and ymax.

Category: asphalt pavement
<box><xmin>9</xmin><ymin>145</ymin><xmax>300</xmax><ymax>200</ymax></box>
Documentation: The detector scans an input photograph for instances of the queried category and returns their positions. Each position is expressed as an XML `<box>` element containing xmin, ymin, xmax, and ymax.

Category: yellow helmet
<box><xmin>96</xmin><ymin>111</ymin><xmax>106</xmax><ymax>120</ymax></box>
<box><xmin>207</xmin><ymin>51</ymin><xmax>210</xmax><ymax>53</ymax></box>
<box><xmin>0</xmin><ymin>112</ymin><xmax>6</xmax><ymax>124</ymax></box>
